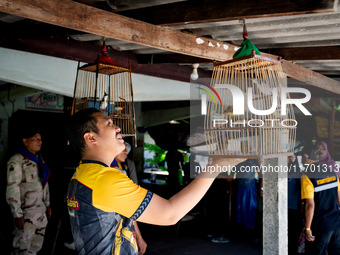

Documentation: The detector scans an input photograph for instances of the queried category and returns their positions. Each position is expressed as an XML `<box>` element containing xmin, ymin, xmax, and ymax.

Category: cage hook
<box><xmin>240</xmin><ymin>19</ymin><xmax>248</xmax><ymax>41</ymax></box>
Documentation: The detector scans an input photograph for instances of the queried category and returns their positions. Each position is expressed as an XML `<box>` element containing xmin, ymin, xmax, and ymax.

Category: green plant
<box><xmin>144</xmin><ymin>143</ymin><xmax>166</xmax><ymax>169</ymax></box>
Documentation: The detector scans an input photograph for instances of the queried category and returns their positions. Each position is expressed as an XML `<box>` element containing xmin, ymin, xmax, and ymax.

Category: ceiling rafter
<box><xmin>214</xmin><ymin>25</ymin><xmax>340</xmax><ymax>42</ymax></box>
<box><xmin>1</xmin><ymin>0</ymin><xmax>340</xmax><ymax>94</ymax></box>
<box><xmin>0</xmin><ymin>0</ymin><xmax>236</xmax><ymax>61</ymax></box>
<box><xmin>267</xmin><ymin>47</ymin><xmax>340</xmax><ymax>61</ymax></box>
<box><xmin>173</xmin><ymin>12</ymin><xmax>340</xmax><ymax>33</ymax></box>
<box><xmin>137</xmin><ymin>46</ymin><xmax>340</xmax><ymax>64</ymax></box>
<box><xmin>117</xmin><ymin>0</ymin><xmax>338</xmax><ymax>26</ymax></box>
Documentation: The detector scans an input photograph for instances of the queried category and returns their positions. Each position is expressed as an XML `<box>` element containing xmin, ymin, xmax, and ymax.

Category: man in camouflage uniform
<box><xmin>6</xmin><ymin>129</ymin><xmax>51</xmax><ymax>255</ymax></box>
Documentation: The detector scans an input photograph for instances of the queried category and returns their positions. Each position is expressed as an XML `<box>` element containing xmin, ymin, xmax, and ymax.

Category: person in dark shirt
<box><xmin>301</xmin><ymin>147</ymin><xmax>340</xmax><ymax>255</ymax></box>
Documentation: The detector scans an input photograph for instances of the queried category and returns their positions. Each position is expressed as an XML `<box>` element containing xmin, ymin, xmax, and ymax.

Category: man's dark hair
<box><xmin>67</xmin><ymin>108</ymin><xmax>101</xmax><ymax>157</ymax></box>
<box><xmin>22</xmin><ymin>127</ymin><xmax>41</xmax><ymax>139</ymax></box>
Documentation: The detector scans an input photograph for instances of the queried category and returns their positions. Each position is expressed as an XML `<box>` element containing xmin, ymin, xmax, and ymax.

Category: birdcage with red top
<box><xmin>71</xmin><ymin>40</ymin><xmax>136</xmax><ymax>142</ymax></box>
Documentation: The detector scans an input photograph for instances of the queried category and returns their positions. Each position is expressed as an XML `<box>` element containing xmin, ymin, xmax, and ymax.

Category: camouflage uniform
<box><xmin>6</xmin><ymin>153</ymin><xmax>50</xmax><ymax>255</ymax></box>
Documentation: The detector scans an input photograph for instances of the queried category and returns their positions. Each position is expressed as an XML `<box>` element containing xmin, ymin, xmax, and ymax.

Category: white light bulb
<box><xmin>191</xmin><ymin>63</ymin><xmax>199</xmax><ymax>81</ymax></box>
<box><xmin>190</xmin><ymin>71</ymin><xmax>198</xmax><ymax>80</ymax></box>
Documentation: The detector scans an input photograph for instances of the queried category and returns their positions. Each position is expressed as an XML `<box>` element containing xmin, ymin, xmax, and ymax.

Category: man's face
<box><xmin>23</xmin><ymin>133</ymin><xmax>42</xmax><ymax>154</ymax></box>
<box><xmin>116</xmin><ymin>148</ymin><xmax>128</xmax><ymax>163</ymax></box>
<box><xmin>93</xmin><ymin>112</ymin><xmax>125</xmax><ymax>156</ymax></box>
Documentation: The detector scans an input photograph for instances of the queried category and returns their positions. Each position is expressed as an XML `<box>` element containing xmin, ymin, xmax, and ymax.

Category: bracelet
<box><xmin>305</xmin><ymin>227</ymin><xmax>311</xmax><ymax>231</ymax></box>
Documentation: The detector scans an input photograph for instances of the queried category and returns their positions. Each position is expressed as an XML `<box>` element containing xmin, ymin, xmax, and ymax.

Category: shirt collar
<box><xmin>81</xmin><ymin>159</ymin><xmax>108</xmax><ymax>167</ymax></box>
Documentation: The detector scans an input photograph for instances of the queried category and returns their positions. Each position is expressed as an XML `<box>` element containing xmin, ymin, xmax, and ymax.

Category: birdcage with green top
<box><xmin>204</xmin><ymin>22</ymin><xmax>296</xmax><ymax>159</ymax></box>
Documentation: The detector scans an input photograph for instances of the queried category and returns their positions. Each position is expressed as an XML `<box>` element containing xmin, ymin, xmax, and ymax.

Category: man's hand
<box><xmin>137</xmin><ymin>236</ymin><xmax>147</xmax><ymax>255</ymax></box>
<box><xmin>134</xmin><ymin>222</ymin><xmax>147</xmax><ymax>255</ymax></box>
<box><xmin>210</xmin><ymin>157</ymin><xmax>246</xmax><ymax>167</ymax></box>
<box><xmin>304</xmin><ymin>199</ymin><xmax>315</xmax><ymax>242</ymax></box>
<box><xmin>46</xmin><ymin>206</ymin><xmax>52</xmax><ymax>219</ymax></box>
<box><xmin>305</xmin><ymin>229</ymin><xmax>315</xmax><ymax>242</ymax></box>
<box><xmin>14</xmin><ymin>217</ymin><xmax>24</xmax><ymax>230</ymax></box>
<box><xmin>205</xmin><ymin>157</ymin><xmax>246</xmax><ymax>177</ymax></box>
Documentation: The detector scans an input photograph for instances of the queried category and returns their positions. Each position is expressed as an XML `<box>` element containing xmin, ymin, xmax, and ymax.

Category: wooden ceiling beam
<box><xmin>282</xmin><ymin>59</ymin><xmax>340</xmax><ymax>95</ymax></box>
<box><xmin>248</xmin><ymin>39</ymin><xmax>340</xmax><ymax>49</ymax></box>
<box><xmin>184</xmin><ymin>13</ymin><xmax>340</xmax><ymax>35</ymax></box>
<box><xmin>268</xmin><ymin>55</ymin><xmax>340</xmax><ymax>94</ymax></box>
<box><xmin>1</xmin><ymin>0</ymin><xmax>340</xmax><ymax>94</ymax></box>
<box><xmin>138</xmin><ymin>46</ymin><xmax>340</xmax><ymax>64</ymax></box>
<box><xmin>107</xmin><ymin>0</ymin><xmax>186</xmax><ymax>12</ymax></box>
<box><xmin>230</xmin><ymin>32</ymin><xmax>340</xmax><ymax>46</ymax></box>
<box><xmin>215</xmin><ymin>25</ymin><xmax>340</xmax><ymax>42</ymax></box>
<box><xmin>0</xmin><ymin>0</ymin><xmax>236</xmax><ymax>61</ymax></box>
<box><xmin>137</xmin><ymin>53</ymin><xmax>211</xmax><ymax>64</ymax></box>
<box><xmin>117</xmin><ymin>0</ymin><xmax>338</xmax><ymax>26</ymax></box>
<box><xmin>265</xmin><ymin>46</ymin><xmax>340</xmax><ymax>61</ymax></box>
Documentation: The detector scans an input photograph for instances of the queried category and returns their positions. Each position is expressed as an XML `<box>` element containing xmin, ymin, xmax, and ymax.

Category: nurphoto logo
<box><xmin>200</xmin><ymin>84</ymin><xmax>312</xmax><ymax>128</ymax></box>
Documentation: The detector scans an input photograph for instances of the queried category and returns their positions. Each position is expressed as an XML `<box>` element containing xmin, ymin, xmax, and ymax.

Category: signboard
<box><xmin>25</xmin><ymin>93</ymin><xmax>64</xmax><ymax>111</ymax></box>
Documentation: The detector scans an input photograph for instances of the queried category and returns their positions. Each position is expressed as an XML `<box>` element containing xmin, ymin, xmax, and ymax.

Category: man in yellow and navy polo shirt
<box><xmin>301</xmin><ymin>147</ymin><xmax>340</xmax><ymax>255</ymax></box>
<box><xmin>66</xmin><ymin>108</ymin><xmax>244</xmax><ymax>255</ymax></box>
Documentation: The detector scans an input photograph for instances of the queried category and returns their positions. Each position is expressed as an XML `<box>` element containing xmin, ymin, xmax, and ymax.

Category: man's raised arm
<box><xmin>137</xmin><ymin>158</ymin><xmax>244</xmax><ymax>225</ymax></box>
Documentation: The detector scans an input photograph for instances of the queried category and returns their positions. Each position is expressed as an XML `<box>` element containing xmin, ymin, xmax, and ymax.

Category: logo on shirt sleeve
<box><xmin>67</xmin><ymin>196</ymin><xmax>79</xmax><ymax>210</ymax></box>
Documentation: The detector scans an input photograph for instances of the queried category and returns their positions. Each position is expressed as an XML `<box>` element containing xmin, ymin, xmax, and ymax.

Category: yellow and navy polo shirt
<box><xmin>301</xmin><ymin>166</ymin><xmax>340</xmax><ymax>233</ymax></box>
<box><xmin>67</xmin><ymin>160</ymin><xmax>153</xmax><ymax>255</ymax></box>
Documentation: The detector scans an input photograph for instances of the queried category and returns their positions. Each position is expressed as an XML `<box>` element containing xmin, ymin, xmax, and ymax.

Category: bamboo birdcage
<box><xmin>204</xmin><ymin>51</ymin><xmax>296</xmax><ymax>158</ymax></box>
<box><xmin>71</xmin><ymin>62</ymin><xmax>136</xmax><ymax>143</ymax></box>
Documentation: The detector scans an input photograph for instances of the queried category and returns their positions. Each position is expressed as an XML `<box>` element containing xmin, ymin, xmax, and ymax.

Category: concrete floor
<box><xmin>0</xmin><ymin>177</ymin><xmax>262</xmax><ymax>255</ymax></box>
<box><xmin>142</xmin><ymin>231</ymin><xmax>262</xmax><ymax>254</ymax></box>
<box><xmin>52</xmin><ymin>217</ymin><xmax>262</xmax><ymax>255</ymax></box>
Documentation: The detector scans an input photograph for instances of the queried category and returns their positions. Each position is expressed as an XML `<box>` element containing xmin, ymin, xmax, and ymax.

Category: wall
<box><xmin>0</xmin><ymin>47</ymin><xmax>199</xmax><ymax>102</ymax></box>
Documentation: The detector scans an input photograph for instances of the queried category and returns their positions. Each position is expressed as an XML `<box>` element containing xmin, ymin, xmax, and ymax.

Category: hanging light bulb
<box><xmin>190</xmin><ymin>63</ymin><xmax>199</xmax><ymax>80</ymax></box>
